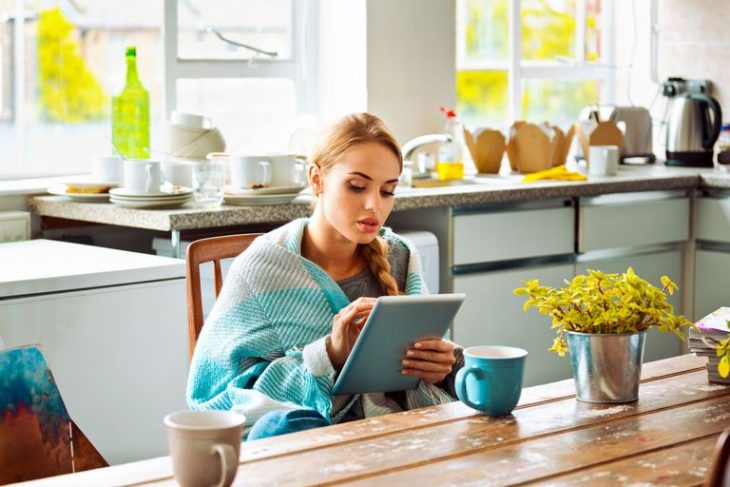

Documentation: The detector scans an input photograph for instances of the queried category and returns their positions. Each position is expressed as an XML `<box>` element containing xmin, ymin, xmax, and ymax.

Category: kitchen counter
<box><xmin>30</xmin><ymin>166</ymin><xmax>730</xmax><ymax>234</ymax></box>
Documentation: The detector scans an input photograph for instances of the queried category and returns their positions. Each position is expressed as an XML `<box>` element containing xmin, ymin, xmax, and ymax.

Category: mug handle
<box><xmin>258</xmin><ymin>160</ymin><xmax>272</xmax><ymax>186</ymax></box>
<box><xmin>293</xmin><ymin>157</ymin><xmax>307</xmax><ymax>186</ymax></box>
<box><xmin>211</xmin><ymin>443</ymin><xmax>237</xmax><ymax>487</ymax></box>
<box><xmin>145</xmin><ymin>163</ymin><xmax>154</xmax><ymax>193</ymax></box>
<box><xmin>455</xmin><ymin>366</ymin><xmax>488</xmax><ymax>411</ymax></box>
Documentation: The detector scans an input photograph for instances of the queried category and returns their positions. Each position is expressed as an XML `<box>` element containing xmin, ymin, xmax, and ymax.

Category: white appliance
<box><xmin>0</xmin><ymin>240</ymin><xmax>188</xmax><ymax>465</ymax></box>
<box><xmin>399</xmin><ymin>230</ymin><xmax>439</xmax><ymax>294</ymax></box>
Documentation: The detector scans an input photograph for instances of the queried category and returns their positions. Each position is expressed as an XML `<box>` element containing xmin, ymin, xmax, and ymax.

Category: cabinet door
<box><xmin>695</xmin><ymin>250</ymin><xmax>730</xmax><ymax>319</ymax></box>
<box><xmin>453</xmin><ymin>263</ymin><xmax>574</xmax><ymax>386</ymax></box>
<box><xmin>575</xmin><ymin>249</ymin><xmax>684</xmax><ymax>363</ymax></box>
<box><xmin>0</xmin><ymin>280</ymin><xmax>188</xmax><ymax>465</ymax></box>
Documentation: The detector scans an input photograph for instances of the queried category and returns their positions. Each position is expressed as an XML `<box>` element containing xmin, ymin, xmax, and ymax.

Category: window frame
<box><xmin>456</xmin><ymin>0</ymin><xmax>616</xmax><ymax>124</ymax></box>
<box><xmin>162</xmin><ymin>0</ymin><xmax>318</xmax><ymax>119</ymax></box>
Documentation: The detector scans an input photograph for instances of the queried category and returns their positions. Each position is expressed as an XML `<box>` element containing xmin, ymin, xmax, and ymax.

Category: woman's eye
<box><xmin>381</xmin><ymin>190</ymin><xmax>395</xmax><ymax>197</ymax></box>
<box><xmin>348</xmin><ymin>183</ymin><xmax>366</xmax><ymax>192</ymax></box>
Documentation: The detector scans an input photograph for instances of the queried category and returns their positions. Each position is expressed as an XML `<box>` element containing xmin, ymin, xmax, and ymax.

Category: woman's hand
<box><xmin>402</xmin><ymin>338</ymin><xmax>457</xmax><ymax>385</ymax></box>
<box><xmin>326</xmin><ymin>297</ymin><xmax>376</xmax><ymax>371</ymax></box>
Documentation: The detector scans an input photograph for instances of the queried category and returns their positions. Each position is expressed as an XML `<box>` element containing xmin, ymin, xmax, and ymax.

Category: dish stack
<box><xmin>688</xmin><ymin>307</ymin><xmax>730</xmax><ymax>385</ymax></box>
<box><xmin>109</xmin><ymin>187</ymin><xmax>193</xmax><ymax>209</ymax></box>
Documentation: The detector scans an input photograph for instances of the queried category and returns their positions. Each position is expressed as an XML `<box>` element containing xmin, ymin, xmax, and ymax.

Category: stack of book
<box><xmin>688</xmin><ymin>307</ymin><xmax>730</xmax><ymax>385</ymax></box>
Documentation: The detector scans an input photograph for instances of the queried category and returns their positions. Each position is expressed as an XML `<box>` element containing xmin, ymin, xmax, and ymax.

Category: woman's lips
<box><xmin>357</xmin><ymin>218</ymin><xmax>379</xmax><ymax>233</ymax></box>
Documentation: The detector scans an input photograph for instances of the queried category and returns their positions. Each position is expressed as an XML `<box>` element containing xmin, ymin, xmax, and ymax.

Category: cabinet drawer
<box><xmin>579</xmin><ymin>192</ymin><xmax>689</xmax><ymax>252</ymax></box>
<box><xmin>453</xmin><ymin>204</ymin><xmax>574</xmax><ymax>265</ymax></box>
<box><xmin>696</xmin><ymin>197</ymin><xmax>730</xmax><ymax>243</ymax></box>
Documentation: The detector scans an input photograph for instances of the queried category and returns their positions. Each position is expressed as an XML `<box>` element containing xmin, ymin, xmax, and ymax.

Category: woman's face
<box><xmin>313</xmin><ymin>142</ymin><xmax>401</xmax><ymax>245</ymax></box>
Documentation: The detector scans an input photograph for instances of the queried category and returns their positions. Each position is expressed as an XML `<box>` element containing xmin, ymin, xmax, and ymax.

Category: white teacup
<box><xmin>230</xmin><ymin>155</ymin><xmax>273</xmax><ymax>189</ymax></box>
<box><xmin>588</xmin><ymin>145</ymin><xmax>620</xmax><ymax>176</ymax></box>
<box><xmin>164</xmin><ymin>410</ymin><xmax>245</xmax><ymax>487</ymax></box>
<box><xmin>92</xmin><ymin>155</ymin><xmax>124</xmax><ymax>183</ymax></box>
<box><xmin>124</xmin><ymin>159</ymin><xmax>162</xmax><ymax>194</ymax></box>
<box><xmin>231</xmin><ymin>153</ymin><xmax>306</xmax><ymax>189</ymax></box>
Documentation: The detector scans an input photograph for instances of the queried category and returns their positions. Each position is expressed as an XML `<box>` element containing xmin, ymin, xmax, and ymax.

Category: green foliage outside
<box><xmin>513</xmin><ymin>268</ymin><xmax>694</xmax><ymax>357</ymax></box>
<box><xmin>458</xmin><ymin>0</ymin><xmax>601</xmax><ymax>129</ymax></box>
<box><xmin>37</xmin><ymin>7</ymin><xmax>107</xmax><ymax>122</ymax></box>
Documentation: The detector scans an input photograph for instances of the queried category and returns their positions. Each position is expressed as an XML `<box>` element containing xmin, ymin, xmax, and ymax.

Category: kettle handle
<box><xmin>692</xmin><ymin>94</ymin><xmax>723</xmax><ymax>150</ymax></box>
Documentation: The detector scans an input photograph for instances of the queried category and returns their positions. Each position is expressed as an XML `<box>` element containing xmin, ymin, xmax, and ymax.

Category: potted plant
<box><xmin>514</xmin><ymin>267</ymin><xmax>693</xmax><ymax>403</ymax></box>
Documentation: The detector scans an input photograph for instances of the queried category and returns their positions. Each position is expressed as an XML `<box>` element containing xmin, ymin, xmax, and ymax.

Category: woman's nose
<box><xmin>364</xmin><ymin>190</ymin><xmax>380</xmax><ymax>212</ymax></box>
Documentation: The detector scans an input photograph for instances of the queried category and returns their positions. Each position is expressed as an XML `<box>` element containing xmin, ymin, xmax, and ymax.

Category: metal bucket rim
<box><xmin>565</xmin><ymin>330</ymin><xmax>647</xmax><ymax>338</ymax></box>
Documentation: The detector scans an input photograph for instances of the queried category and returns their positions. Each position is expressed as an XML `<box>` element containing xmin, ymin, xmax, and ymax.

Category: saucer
<box><xmin>224</xmin><ymin>193</ymin><xmax>303</xmax><ymax>206</ymax></box>
<box><xmin>48</xmin><ymin>185</ymin><xmax>110</xmax><ymax>202</ymax></box>
<box><xmin>224</xmin><ymin>184</ymin><xmax>306</xmax><ymax>196</ymax></box>
<box><xmin>109</xmin><ymin>197</ymin><xmax>192</xmax><ymax>209</ymax></box>
<box><xmin>110</xmin><ymin>187</ymin><xmax>193</xmax><ymax>198</ymax></box>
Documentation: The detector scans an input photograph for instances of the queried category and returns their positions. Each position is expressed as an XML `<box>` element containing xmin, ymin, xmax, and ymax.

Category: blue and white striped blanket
<box><xmin>186</xmin><ymin>218</ymin><xmax>456</xmax><ymax>426</ymax></box>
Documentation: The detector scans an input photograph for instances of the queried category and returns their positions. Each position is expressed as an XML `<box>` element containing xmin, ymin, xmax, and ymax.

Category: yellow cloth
<box><xmin>521</xmin><ymin>165</ymin><xmax>587</xmax><ymax>182</ymax></box>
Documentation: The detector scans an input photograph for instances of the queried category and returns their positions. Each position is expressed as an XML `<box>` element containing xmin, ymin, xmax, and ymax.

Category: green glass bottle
<box><xmin>112</xmin><ymin>46</ymin><xmax>150</xmax><ymax>159</ymax></box>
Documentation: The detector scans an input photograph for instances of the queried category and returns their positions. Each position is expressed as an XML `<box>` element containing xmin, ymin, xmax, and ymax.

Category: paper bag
<box><xmin>464</xmin><ymin>127</ymin><xmax>506</xmax><ymax>174</ymax></box>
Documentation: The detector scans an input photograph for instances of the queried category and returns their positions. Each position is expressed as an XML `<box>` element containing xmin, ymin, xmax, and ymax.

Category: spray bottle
<box><xmin>437</xmin><ymin>107</ymin><xmax>464</xmax><ymax>180</ymax></box>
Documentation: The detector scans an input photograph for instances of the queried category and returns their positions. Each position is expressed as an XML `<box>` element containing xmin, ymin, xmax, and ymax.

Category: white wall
<box><xmin>318</xmin><ymin>0</ymin><xmax>456</xmax><ymax>145</ymax></box>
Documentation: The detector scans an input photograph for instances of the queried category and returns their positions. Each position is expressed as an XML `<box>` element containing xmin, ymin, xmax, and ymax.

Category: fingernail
<box><xmin>402</xmin><ymin>360</ymin><xmax>409</xmax><ymax>366</ymax></box>
<box><xmin>406</xmin><ymin>351</ymin><xmax>414</xmax><ymax>357</ymax></box>
<box><xmin>401</xmin><ymin>370</ymin><xmax>408</xmax><ymax>375</ymax></box>
<box><xmin>415</xmin><ymin>343</ymin><xmax>422</xmax><ymax>348</ymax></box>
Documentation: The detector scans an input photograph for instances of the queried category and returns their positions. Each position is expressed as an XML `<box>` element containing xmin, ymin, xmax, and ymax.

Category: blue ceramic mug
<box><xmin>455</xmin><ymin>345</ymin><xmax>528</xmax><ymax>416</ymax></box>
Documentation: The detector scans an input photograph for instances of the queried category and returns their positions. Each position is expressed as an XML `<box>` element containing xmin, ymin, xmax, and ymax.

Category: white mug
<box><xmin>164</xmin><ymin>410</ymin><xmax>245</xmax><ymax>487</ymax></box>
<box><xmin>230</xmin><ymin>155</ymin><xmax>272</xmax><ymax>189</ymax></box>
<box><xmin>124</xmin><ymin>159</ymin><xmax>162</xmax><ymax>194</ymax></box>
<box><xmin>267</xmin><ymin>153</ymin><xmax>307</xmax><ymax>187</ymax></box>
<box><xmin>92</xmin><ymin>155</ymin><xmax>124</xmax><ymax>183</ymax></box>
<box><xmin>588</xmin><ymin>145</ymin><xmax>620</xmax><ymax>176</ymax></box>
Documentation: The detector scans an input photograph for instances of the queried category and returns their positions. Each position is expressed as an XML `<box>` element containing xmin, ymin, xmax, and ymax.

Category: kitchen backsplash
<box><xmin>658</xmin><ymin>0</ymin><xmax>730</xmax><ymax>113</ymax></box>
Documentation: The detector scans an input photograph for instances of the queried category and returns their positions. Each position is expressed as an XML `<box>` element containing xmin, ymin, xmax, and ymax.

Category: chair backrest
<box><xmin>707</xmin><ymin>428</ymin><xmax>730</xmax><ymax>487</ymax></box>
<box><xmin>185</xmin><ymin>233</ymin><xmax>262</xmax><ymax>360</ymax></box>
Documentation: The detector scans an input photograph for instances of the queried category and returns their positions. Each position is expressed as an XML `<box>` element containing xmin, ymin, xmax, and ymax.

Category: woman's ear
<box><xmin>308</xmin><ymin>164</ymin><xmax>323</xmax><ymax>195</ymax></box>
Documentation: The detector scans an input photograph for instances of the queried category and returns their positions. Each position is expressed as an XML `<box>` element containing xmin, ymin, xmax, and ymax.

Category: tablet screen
<box><xmin>331</xmin><ymin>293</ymin><xmax>465</xmax><ymax>395</ymax></box>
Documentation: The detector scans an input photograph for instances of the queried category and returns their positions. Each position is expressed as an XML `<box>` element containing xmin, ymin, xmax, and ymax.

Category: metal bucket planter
<box><xmin>566</xmin><ymin>330</ymin><xmax>647</xmax><ymax>403</ymax></box>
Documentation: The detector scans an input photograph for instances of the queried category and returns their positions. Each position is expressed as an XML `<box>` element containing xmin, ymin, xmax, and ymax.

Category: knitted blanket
<box><xmin>186</xmin><ymin>218</ymin><xmax>456</xmax><ymax>426</ymax></box>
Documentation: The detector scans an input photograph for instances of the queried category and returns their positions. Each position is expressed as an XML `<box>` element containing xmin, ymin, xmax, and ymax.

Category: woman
<box><xmin>187</xmin><ymin>113</ymin><xmax>464</xmax><ymax>439</ymax></box>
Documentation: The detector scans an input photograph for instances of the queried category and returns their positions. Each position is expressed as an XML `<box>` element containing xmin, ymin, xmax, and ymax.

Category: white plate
<box><xmin>61</xmin><ymin>178</ymin><xmax>121</xmax><ymax>188</ymax></box>
<box><xmin>224</xmin><ymin>184</ymin><xmax>306</xmax><ymax>196</ymax></box>
<box><xmin>110</xmin><ymin>194</ymin><xmax>192</xmax><ymax>203</ymax></box>
<box><xmin>110</xmin><ymin>187</ymin><xmax>193</xmax><ymax>198</ymax></box>
<box><xmin>48</xmin><ymin>185</ymin><xmax>110</xmax><ymax>201</ymax></box>
<box><xmin>224</xmin><ymin>193</ymin><xmax>303</xmax><ymax>206</ymax></box>
<box><xmin>109</xmin><ymin>197</ymin><xmax>192</xmax><ymax>209</ymax></box>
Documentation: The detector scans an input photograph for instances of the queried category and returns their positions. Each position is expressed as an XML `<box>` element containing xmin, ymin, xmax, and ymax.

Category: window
<box><xmin>0</xmin><ymin>0</ymin><xmax>315</xmax><ymax>178</ymax></box>
<box><xmin>456</xmin><ymin>0</ymin><xmax>613</xmax><ymax>131</ymax></box>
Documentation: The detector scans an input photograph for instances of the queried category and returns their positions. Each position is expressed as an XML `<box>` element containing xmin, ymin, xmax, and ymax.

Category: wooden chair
<box><xmin>707</xmin><ymin>428</ymin><xmax>730</xmax><ymax>487</ymax></box>
<box><xmin>186</xmin><ymin>233</ymin><xmax>263</xmax><ymax>360</ymax></box>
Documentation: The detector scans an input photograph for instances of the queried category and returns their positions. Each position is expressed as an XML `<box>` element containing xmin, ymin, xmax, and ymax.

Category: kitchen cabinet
<box><xmin>450</xmin><ymin>200</ymin><xmax>575</xmax><ymax>386</ymax></box>
<box><xmin>453</xmin><ymin>263</ymin><xmax>574</xmax><ymax>387</ymax></box>
<box><xmin>694</xmin><ymin>191</ymin><xmax>730</xmax><ymax>319</ymax></box>
<box><xmin>577</xmin><ymin>190</ymin><xmax>690</xmax><ymax>362</ymax></box>
<box><xmin>0</xmin><ymin>240</ymin><xmax>188</xmax><ymax>465</ymax></box>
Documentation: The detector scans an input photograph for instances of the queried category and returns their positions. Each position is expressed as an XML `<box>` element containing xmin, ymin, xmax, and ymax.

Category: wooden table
<box><xmin>15</xmin><ymin>354</ymin><xmax>730</xmax><ymax>486</ymax></box>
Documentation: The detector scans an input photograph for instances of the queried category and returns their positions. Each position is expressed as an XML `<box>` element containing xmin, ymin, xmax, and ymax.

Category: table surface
<box><xmin>15</xmin><ymin>354</ymin><xmax>730</xmax><ymax>486</ymax></box>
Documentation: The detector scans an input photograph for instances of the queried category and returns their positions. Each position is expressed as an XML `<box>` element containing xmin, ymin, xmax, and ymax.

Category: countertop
<box><xmin>29</xmin><ymin>166</ymin><xmax>730</xmax><ymax>232</ymax></box>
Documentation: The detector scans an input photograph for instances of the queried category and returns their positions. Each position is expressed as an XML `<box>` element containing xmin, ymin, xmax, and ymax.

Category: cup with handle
<box><xmin>164</xmin><ymin>410</ymin><xmax>245</xmax><ymax>487</ymax></box>
<box><xmin>230</xmin><ymin>155</ymin><xmax>273</xmax><ymax>189</ymax></box>
<box><xmin>124</xmin><ymin>159</ymin><xmax>162</xmax><ymax>194</ymax></box>
<box><xmin>455</xmin><ymin>345</ymin><xmax>527</xmax><ymax>416</ymax></box>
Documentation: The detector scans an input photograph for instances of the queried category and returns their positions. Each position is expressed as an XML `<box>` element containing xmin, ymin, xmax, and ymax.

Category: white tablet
<box><xmin>331</xmin><ymin>293</ymin><xmax>466</xmax><ymax>395</ymax></box>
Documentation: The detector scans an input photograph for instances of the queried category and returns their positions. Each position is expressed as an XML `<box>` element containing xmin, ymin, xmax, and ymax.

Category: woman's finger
<box><xmin>405</xmin><ymin>349</ymin><xmax>455</xmax><ymax>365</ymax></box>
<box><xmin>414</xmin><ymin>339</ymin><xmax>455</xmax><ymax>352</ymax></box>
<box><xmin>401</xmin><ymin>358</ymin><xmax>452</xmax><ymax>374</ymax></box>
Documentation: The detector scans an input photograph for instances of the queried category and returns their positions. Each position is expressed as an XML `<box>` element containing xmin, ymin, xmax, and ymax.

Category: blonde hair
<box><xmin>310</xmin><ymin>113</ymin><xmax>403</xmax><ymax>296</ymax></box>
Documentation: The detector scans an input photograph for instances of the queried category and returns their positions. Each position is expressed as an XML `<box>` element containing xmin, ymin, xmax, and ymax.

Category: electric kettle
<box><xmin>665</xmin><ymin>91</ymin><xmax>722</xmax><ymax>167</ymax></box>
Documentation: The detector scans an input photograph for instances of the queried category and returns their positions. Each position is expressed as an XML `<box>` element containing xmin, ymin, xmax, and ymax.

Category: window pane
<box><xmin>522</xmin><ymin>0</ymin><xmax>575</xmax><ymax>61</ymax></box>
<box><xmin>585</xmin><ymin>0</ymin><xmax>602</xmax><ymax>62</ymax></box>
<box><xmin>175</xmin><ymin>78</ymin><xmax>296</xmax><ymax>154</ymax></box>
<box><xmin>456</xmin><ymin>70</ymin><xmax>508</xmax><ymax>130</ymax></box>
<box><xmin>177</xmin><ymin>0</ymin><xmax>291</xmax><ymax>60</ymax></box>
<box><xmin>2</xmin><ymin>1</ymin><xmax>163</xmax><ymax>177</ymax></box>
<box><xmin>522</xmin><ymin>78</ymin><xmax>600</xmax><ymax>127</ymax></box>
<box><xmin>463</xmin><ymin>0</ymin><xmax>508</xmax><ymax>62</ymax></box>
